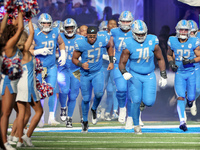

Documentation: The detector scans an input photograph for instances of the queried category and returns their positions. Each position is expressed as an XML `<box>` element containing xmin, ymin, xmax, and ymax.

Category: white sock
<box><xmin>49</xmin><ymin>112</ymin><xmax>55</xmax><ymax>120</ymax></box>
<box><xmin>180</xmin><ymin>118</ymin><xmax>185</xmax><ymax>125</ymax></box>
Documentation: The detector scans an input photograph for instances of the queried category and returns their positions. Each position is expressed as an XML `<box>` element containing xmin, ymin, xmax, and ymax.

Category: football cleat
<box><xmin>81</xmin><ymin>121</ymin><xmax>89</xmax><ymax>133</ymax></box>
<box><xmin>112</xmin><ymin>110</ymin><xmax>118</xmax><ymax>120</ymax></box>
<box><xmin>104</xmin><ymin>112</ymin><xmax>111</xmax><ymax>121</ymax></box>
<box><xmin>190</xmin><ymin>100</ymin><xmax>197</xmax><ymax>116</ymax></box>
<box><xmin>91</xmin><ymin>109</ymin><xmax>97</xmax><ymax>125</ymax></box>
<box><xmin>60</xmin><ymin>107</ymin><xmax>67</xmax><ymax>122</ymax></box>
<box><xmin>179</xmin><ymin>123</ymin><xmax>188</xmax><ymax>132</ymax></box>
<box><xmin>100</xmin><ymin>108</ymin><xmax>105</xmax><ymax>120</ymax></box>
<box><xmin>187</xmin><ymin>99</ymin><xmax>194</xmax><ymax>108</ymax></box>
<box><xmin>80</xmin><ymin>118</ymin><xmax>83</xmax><ymax>124</ymax></box>
<box><xmin>66</xmin><ymin>117</ymin><xmax>73</xmax><ymax>128</ymax></box>
<box><xmin>134</xmin><ymin>125</ymin><xmax>142</xmax><ymax>135</ymax></box>
<box><xmin>140</xmin><ymin>101</ymin><xmax>146</xmax><ymax>111</ymax></box>
<box><xmin>48</xmin><ymin>119</ymin><xmax>60</xmax><ymax>126</ymax></box>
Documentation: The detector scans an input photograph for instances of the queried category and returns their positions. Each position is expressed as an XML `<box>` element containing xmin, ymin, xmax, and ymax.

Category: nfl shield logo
<box><xmin>52</xmin><ymin>33</ymin><xmax>56</xmax><ymax>39</ymax></box>
<box><xmin>99</xmin><ymin>42</ymin><xmax>102</xmax><ymax>47</ymax></box>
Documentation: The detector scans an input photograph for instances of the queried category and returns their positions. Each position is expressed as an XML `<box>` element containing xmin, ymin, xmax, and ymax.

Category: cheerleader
<box><xmin>0</xmin><ymin>8</ymin><xmax>24</xmax><ymax>150</ymax></box>
<box><xmin>15</xmin><ymin>19</ymin><xmax>43</xmax><ymax>147</ymax></box>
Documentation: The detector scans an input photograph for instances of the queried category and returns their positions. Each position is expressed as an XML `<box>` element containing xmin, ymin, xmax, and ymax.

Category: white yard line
<box><xmin>32</xmin><ymin>136</ymin><xmax>200</xmax><ymax>139</ymax></box>
<box><xmin>31</xmin><ymin>140</ymin><xmax>200</xmax><ymax>144</ymax></box>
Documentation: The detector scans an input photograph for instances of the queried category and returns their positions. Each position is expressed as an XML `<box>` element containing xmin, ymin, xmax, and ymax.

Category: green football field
<box><xmin>11</xmin><ymin>121</ymin><xmax>200</xmax><ymax>150</ymax></box>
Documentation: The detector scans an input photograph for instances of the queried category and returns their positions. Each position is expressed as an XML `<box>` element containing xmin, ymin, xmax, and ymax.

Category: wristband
<box><xmin>109</xmin><ymin>56</ymin><xmax>114</xmax><ymax>63</ymax></box>
<box><xmin>190</xmin><ymin>59</ymin><xmax>195</xmax><ymax>63</ymax></box>
<box><xmin>77</xmin><ymin>62</ymin><xmax>83</xmax><ymax>67</ymax></box>
<box><xmin>169</xmin><ymin>61</ymin><xmax>174</xmax><ymax>66</ymax></box>
<box><xmin>120</xmin><ymin>69</ymin><xmax>127</xmax><ymax>75</ymax></box>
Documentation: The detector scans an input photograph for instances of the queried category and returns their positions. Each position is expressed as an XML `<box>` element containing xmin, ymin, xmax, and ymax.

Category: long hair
<box><xmin>16</xmin><ymin>31</ymin><xmax>28</xmax><ymax>52</ymax></box>
<box><xmin>0</xmin><ymin>24</ymin><xmax>18</xmax><ymax>55</ymax></box>
<box><xmin>1</xmin><ymin>24</ymin><xmax>18</xmax><ymax>46</ymax></box>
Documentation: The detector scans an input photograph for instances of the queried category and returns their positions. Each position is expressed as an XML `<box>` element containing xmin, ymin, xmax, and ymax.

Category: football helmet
<box><xmin>38</xmin><ymin>13</ymin><xmax>53</xmax><ymax>32</ymax></box>
<box><xmin>53</xmin><ymin>20</ymin><xmax>64</xmax><ymax>32</ymax></box>
<box><xmin>118</xmin><ymin>11</ymin><xmax>134</xmax><ymax>31</ymax></box>
<box><xmin>99</xmin><ymin>21</ymin><xmax>108</xmax><ymax>31</ymax></box>
<box><xmin>132</xmin><ymin>20</ymin><xmax>147</xmax><ymax>43</ymax></box>
<box><xmin>188</xmin><ymin>20</ymin><xmax>198</xmax><ymax>37</ymax></box>
<box><xmin>175</xmin><ymin>20</ymin><xmax>191</xmax><ymax>39</ymax></box>
<box><xmin>63</xmin><ymin>18</ymin><xmax>77</xmax><ymax>37</ymax></box>
<box><xmin>24</xmin><ymin>23</ymin><xmax>38</xmax><ymax>33</ymax></box>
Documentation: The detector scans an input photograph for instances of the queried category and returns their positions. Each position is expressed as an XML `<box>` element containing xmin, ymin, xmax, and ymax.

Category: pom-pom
<box><xmin>35</xmin><ymin>79</ymin><xmax>54</xmax><ymax>99</ymax></box>
<box><xmin>1</xmin><ymin>57</ymin><xmax>23</xmax><ymax>80</ymax></box>
<box><xmin>35</xmin><ymin>58</ymin><xmax>43</xmax><ymax>75</ymax></box>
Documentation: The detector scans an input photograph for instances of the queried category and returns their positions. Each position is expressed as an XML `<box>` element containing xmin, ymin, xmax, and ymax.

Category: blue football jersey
<box><xmin>197</xmin><ymin>31</ymin><xmax>200</xmax><ymax>39</ymax></box>
<box><xmin>110</xmin><ymin>27</ymin><xmax>132</xmax><ymax>64</ymax></box>
<box><xmin>59</xmin><ymin>33</ymin><xmax>83</xmax><ymax>72</ymax></box>
<box><xmin>34</xmin><ymin>27</ymin><xmax>59</xmax><ymax>67</ymax></box>
<box><xmin>74</xmin><ymin>34</ymin><xmax>109</xmax><ymax>75</ymax></box>
<box><xmin>123</xmin><ymin>34</ymin><xmax>159</xmax><ymax>74</ymax></box>
<box><xmin>168</xmin><ymin>36</ymin><xmax>199</xmax><ymax>72</ymax></box>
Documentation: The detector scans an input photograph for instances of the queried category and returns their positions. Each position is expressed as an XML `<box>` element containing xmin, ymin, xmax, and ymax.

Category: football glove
<box><xmin>58</xmin><ymin>50</ymin><xmax>66</xmax><ymax>66</ymax></box>
<box><xmin>34</xmin><ymin>47</ymin><xmax>51</xmax><ymax>56</ymax></box>
<box><xmin>182</xmin><ymin>57</ymin><xmax>195</xmax><ymax>65</ymax></box>
<box><xmin>169</xmin><ymin>61</ymin><xmax>178</xmax><ymax>72</ymax></box>
<box><xmin>123</xmin><ymin>72</ymin><xmax>133</xmax><ymax>80</ymax></box>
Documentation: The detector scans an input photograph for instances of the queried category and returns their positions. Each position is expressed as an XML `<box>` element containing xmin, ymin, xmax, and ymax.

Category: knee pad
<box><xmin>60</xmin><ymin>88</ymin><xmax>69</xmax><ymax>95</ymax></box>
<box><xmin>95</xmin><ymin>92</ymin><xmax>103</xmax><ymax>99</ymax></box>
<box><xmin>69</xmin><ymin>93</ymin><xmax>78</xmax><ymax>101</ymax></box>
